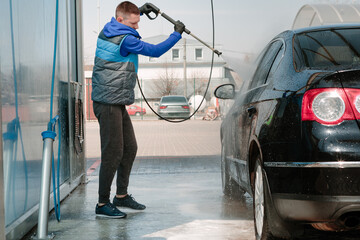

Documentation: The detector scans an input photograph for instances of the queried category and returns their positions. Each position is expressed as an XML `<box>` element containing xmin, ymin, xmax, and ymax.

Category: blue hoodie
<box><xmin>91</xmin><ymin>17</ymin><xmax>182</xmax><ymax>105</ymax></box>
<box><xmin>103</xmin><ymin>17</ymin><xmax>181</xmax><ymax>58</ymax></box>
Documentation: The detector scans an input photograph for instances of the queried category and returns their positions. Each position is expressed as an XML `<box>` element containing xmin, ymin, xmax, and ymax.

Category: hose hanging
<box><xmin>49</xmin><ymin>0</ymin><xmax>61</xmax><ymax>222</ymax></box>
<box><xmin>137</xmin><ymin>0</ymin><xmax>217</xmax><ymax>123</ymax></box>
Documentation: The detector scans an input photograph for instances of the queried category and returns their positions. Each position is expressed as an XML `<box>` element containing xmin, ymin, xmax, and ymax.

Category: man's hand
<box><xmin>174</xmin><ymin>21</ymin><xmax>185</xmax><ymax>35</ymax></box>
<box><xmin>139</xmin><ymin>3</ymin><xmax>152</xmax><ymax>15</ymax></box>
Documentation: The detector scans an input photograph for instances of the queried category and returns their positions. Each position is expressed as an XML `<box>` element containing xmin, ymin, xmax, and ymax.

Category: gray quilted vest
<box><xmin>91</xmin><ymin>31</ymin><xmax>138</xmax><ymax>105</ymax></box>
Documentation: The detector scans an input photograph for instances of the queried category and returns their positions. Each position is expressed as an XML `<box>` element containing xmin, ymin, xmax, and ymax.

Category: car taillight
<box><xmin>159</xmin><ymin>106</ymin><xmax>167</xmax><ymax>109</ymax></box>
<box><xmin>302</xmin><ymin>88</ymin><xmax>360</xmax><ymax>125</ymax></box>
<box><xmin>341</xmin><ymin>88</ymin><xmax>360</xmax><ymax>119</ymax></box>
<box><xmin>182</xmin><ymin>105</ymin><xmax>189</xmax><ymax>109</ymax></box>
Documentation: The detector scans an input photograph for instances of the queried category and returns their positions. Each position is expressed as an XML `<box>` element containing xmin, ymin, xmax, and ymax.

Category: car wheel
<box><xmin>135</xmin><ymin>112</ymin><xmax>141</xmax><ymax>116</ymax></box>
<box><xmin>253</xmin><ymin>155</ymin><xmax>300</xmax><ymax>240</ymax></box>
<box><xmin>254</xmin><ymin>158</ymin><xmax>272</xmax><ymax>240</ymax></box>
<box><xmin>221</xmin><ymin>143</ymin><xmax>244</xmax><ymax>198</ymax></box>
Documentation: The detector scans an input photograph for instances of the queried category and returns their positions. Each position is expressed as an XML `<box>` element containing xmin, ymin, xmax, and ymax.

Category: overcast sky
<box><xmin>82</xmin><ymin>0</ymin><xmax>360</xmax><ymax>64</ymax></box>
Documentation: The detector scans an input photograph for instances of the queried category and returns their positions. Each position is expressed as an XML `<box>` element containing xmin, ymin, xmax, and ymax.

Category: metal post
<box><xmin>87</xmin><ymin>79</ymin><xmax>91</xmax><ymax>120</ymax></box>
<box><xmin>0</xmin><ymin>76</ymin><xmax>6</xmax><ymax>240</ymax></box>
<box><xmin>141</xmin><ymin>78</ymin><xmax>143</xmax><ymax>120</ymax></box>
<box><xmin>193</xmin><ymin>78</ymin><xmax>196</xmax><ymax>120</ymax></box>
<box><xmin>97</xmin><ymin>0</ymin><xmax>100</xmax><ymax>34</ymax></box>
<box><xmin>183</xmin><ymin>38</ymin><xmax>187</xmax><ymax>97</ymax></box>
<box><xmin>36</xmin><ymin>132</ymin><xmax>56</xmax><ymax>240</ymax></box>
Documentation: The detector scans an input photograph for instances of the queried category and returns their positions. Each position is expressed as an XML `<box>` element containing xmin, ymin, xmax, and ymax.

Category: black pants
<box><xmin>93</xmin><ymin>102</ymin><xmax>137</xmax><ymax>204</ymax></box>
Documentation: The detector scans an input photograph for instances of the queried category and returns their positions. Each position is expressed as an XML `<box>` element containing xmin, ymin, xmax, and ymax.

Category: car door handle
<box><xmin>247</xmin><ymin>106</ymin><xmax>256</xmax><ymax>117</ymax></box>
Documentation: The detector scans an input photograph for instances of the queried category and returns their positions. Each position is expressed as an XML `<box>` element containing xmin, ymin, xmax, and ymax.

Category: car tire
<box><xmin>135</xmin><ymin>112</ymin><xmax>141</xmax><ymax>116</ymax></box>
<box><xmin>253</xmin><ymin>158</ymin><xmax>272</xmax><ymax>240</ymax></box>
<box><xmin>221</xmin><ymin>144</ymin><xmax>245</xmax><ymax>198</ymax></box>
<box><xmin>253</xmin><ymin>156</ymin><xmax>300</xmax><ymax>240</ymax></box>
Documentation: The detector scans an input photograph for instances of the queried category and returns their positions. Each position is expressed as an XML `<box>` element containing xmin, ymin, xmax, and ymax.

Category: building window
<box><xmin>149</xmin><ymin>57</ymin><xmax>156</xmax><ymax>62</ymax></box>
<box><xmin>195</xmin><ymin>48</ymin><xmax>203</xmax><ymax>60</ymax></box>
<box><xmin>172</xmin><ymin>49</ymin><xmax>180</xmax><ymax>61</ymax></box>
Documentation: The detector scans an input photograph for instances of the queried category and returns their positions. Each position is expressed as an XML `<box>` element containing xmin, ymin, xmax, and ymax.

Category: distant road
<box><xmin>85</xmin><ymin>119</ymin><xmax>222</xmax><ymax>158</ymax></box>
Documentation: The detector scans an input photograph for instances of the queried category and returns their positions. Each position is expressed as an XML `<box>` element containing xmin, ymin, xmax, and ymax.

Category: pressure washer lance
<box><xmin>140</xmin><ymin>3</ymin><xmax>222</xmax><ymax>57</ymax></box>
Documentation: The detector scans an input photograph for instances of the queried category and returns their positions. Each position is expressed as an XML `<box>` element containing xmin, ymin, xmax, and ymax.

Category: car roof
<box><xmin>270</xmin><ymin>23</ymin><xmax>360</xmax><ymax>43</ymax></box>
<box><xmin>161</xmin><ymin>95</ymin><xmax>186</xmax><ymax>98</ymax></box>
<box><xmin>293</xmin><ymin>23</ymin><xmax>360</xmax><ymax>34</ymax></box>
<box><xmin>161</xmin><ymin>95</ymin><xmax>187</xmax><ymax>100</ymax></box>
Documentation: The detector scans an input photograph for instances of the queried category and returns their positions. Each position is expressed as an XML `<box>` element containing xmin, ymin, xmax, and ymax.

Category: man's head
<box><xmin>115</xmin><ymin>1</ymin><xmax>140</xmax><ymax>30</ymax></box>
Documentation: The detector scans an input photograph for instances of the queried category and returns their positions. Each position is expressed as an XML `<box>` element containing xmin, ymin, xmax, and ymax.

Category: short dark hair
<box><xmin>115</xmin><ymin>1</ymin><xmax>140</xmax><ymax>19</ymax></box>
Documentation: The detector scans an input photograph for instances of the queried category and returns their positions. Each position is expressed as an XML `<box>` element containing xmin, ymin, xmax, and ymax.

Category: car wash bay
<box><xmin>23</xmin><ymin>119</ymin><xmax>255</xmax><ymax>240</ymax></box>
<box><xmin>23</xmin><ymin>119</ymin><xmax>360</xmax><ymax>240</ymax></box>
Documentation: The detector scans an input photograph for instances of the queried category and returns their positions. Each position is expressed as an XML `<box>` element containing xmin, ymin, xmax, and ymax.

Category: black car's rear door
<box><xmin>236</xmin><ymin>40</ymin><xmax>284</xmax><ymax>190</ymax></box>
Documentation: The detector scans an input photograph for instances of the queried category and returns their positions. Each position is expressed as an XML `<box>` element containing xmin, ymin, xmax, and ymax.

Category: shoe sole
<box><xmin>96</xmin><ymin>213</ymin><xmax>127</xmax><ymax>219</ymax></box>
<box><xmin>113</xmin><ymin>204</ymin><xmax>146</xmax><ymax>210</ymax></box>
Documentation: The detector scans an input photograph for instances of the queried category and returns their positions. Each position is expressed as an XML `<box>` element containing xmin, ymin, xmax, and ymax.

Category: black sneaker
<box><xmin>95</xmin><ymin>202</ymin><xmax>127</xmax><ymax>218</ymax></box>
<box><xmin>113</xmin><ymin>194</ymin><xmax>146</xmax><ymax>210</ymax></box>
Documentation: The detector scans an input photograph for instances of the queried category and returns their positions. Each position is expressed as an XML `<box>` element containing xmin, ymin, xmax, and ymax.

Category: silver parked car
<box><xmin>157</xmin><ymin>95</ymin><xmax>190</xmax><ymax>119</ymax></box>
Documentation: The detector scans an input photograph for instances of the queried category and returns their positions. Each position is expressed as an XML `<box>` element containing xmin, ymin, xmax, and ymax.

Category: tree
<box><xmin>185</xmin><ymin>70</ymin><xmax>212</xmax><ymax>100</ymax></box>
<box><xmin>150</xmin><ymin>63</ymin><xmax>181</xmax><ymax>97</ymax></box>
<box><xmin>188</xmin><ymin>71</ymin><xmax>208</xmax><ymax>95</ymax></box>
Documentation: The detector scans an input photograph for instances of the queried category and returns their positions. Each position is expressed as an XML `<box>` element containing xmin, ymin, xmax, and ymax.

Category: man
<box><xmin>92</xmin><ymin>1</ymin><xmax>185</xmax><ymax>218</ymax></box>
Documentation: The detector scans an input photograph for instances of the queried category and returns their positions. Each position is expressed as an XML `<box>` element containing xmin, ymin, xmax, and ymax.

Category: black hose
<box><xmin>137</xmin><ymin>0</ymin><xmax>216</xmax><ymax>123</ymax></box>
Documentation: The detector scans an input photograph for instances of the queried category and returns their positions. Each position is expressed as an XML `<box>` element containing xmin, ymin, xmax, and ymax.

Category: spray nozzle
<box><xmin>214</xmin><ymin>50</ymin><xmax>222</xmax><ymax>56</ymax></box>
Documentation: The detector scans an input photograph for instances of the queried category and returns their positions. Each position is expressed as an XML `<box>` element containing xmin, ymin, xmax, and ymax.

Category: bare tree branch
<box><xmin>151</xmin><ymin>63</ymin><xmax>180</xmax><ymax>97</ymax></box>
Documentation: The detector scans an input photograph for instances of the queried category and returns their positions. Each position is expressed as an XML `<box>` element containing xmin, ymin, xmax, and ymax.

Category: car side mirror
<box><xmin>214</xmin><ymin>84</ymin><xmax>235</xmax><ymax>99</ymax></box>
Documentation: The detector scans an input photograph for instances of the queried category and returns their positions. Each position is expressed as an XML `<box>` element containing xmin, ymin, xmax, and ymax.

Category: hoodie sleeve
<box><xmin>120</xmin><ymin>32</ymin><xmax>182</xmax><ymax>58</ymax></box>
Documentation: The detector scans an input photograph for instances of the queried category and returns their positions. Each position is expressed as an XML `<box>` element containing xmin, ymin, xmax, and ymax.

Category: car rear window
<box><xmin>161</xmin><ymin>96</ymin><xmax>187</xmax><ymax>103</ymax></box>
<box><xmin>294</xmin><ymin>28</ymin><xmax>360</xmax><ymax>70</ymax></box>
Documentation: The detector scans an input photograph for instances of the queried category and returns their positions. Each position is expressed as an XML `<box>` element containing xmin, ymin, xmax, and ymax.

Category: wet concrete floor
<box><xmin>25</xmin><ymin>155</ymin><xmax>255</xmax><ymax>240</ymax></box>
<box><xmin>23</xmin><ymin>155</ymin><xmax>360</xmax><ymax>240</ymax></box>
<box><xmin>22</xmin><ymin>120</ymin><xmax>360</xmax><ymax>239</ymax></box>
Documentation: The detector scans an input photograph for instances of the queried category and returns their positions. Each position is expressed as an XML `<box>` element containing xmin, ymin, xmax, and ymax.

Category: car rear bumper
<box><xmin>264</xmin><ymin>163</ymin><xmax>360</xmax><ymax>223</ymax></box>
<box><xmin>158</xmin><ymin>111</ymin><xmax>190</xmax><ymax>119</ymax></box>
<box><xmin>272</xmin><ymin>194</ymin><xmax>360</xmax><ymax>222</ymax></box>
<box><xmin>264</xmin><ymin>163</ymin><xmax>360</xmax><ymax>196</ymax></box>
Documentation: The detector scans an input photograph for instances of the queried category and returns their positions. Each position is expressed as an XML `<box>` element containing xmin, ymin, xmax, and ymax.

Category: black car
<box><xmin>215</xmin><ymin>24</ymin><xmax>360</xmax><ymax>239</ymax></box>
